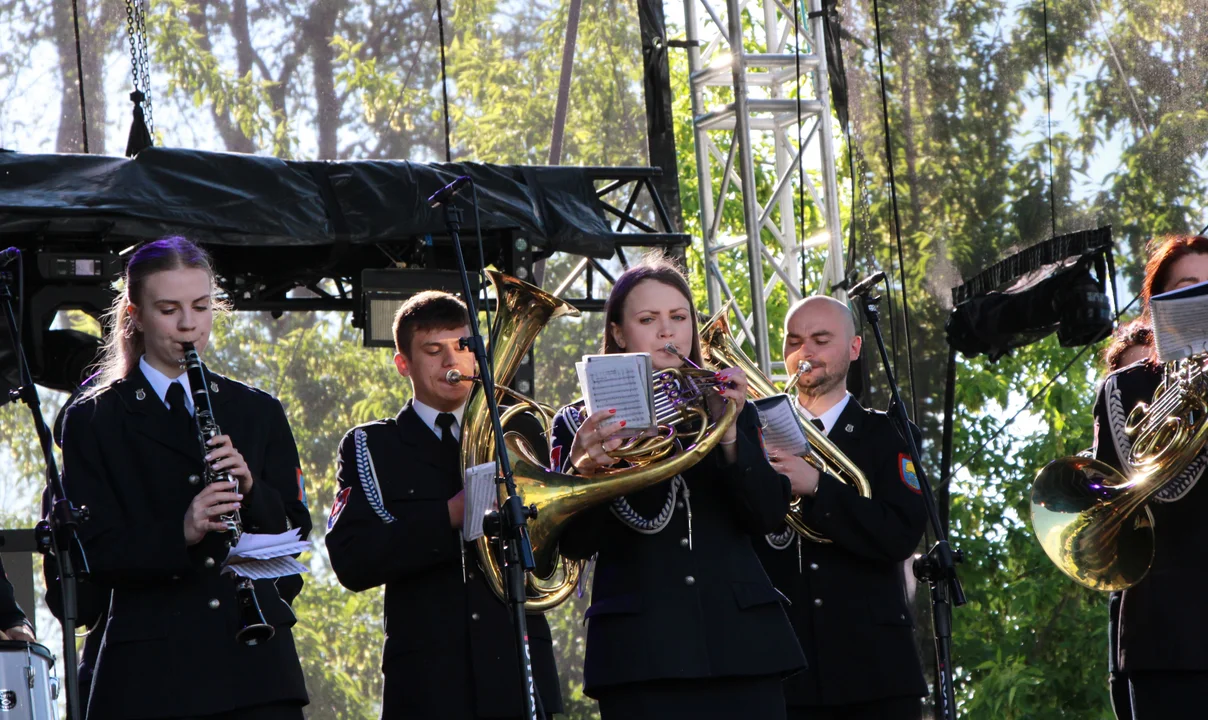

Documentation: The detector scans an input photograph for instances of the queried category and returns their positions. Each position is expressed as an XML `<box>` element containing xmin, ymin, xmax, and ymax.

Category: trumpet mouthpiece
<box><xmin>446</xmin><ymin>369</ymin><xmax>466</xmax><ymax>384</ymax></box>
<box><xmin>663</xmin><ymin>342</ymin><xmax>681</xmax><ymax>357</ymax></box>
<box><xmin>795</xmin><ymin>361</ymin><xmax>812</xmax><ymax>376</ymax></box>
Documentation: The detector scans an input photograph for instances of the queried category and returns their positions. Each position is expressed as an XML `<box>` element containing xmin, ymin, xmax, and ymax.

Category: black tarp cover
<box><xmin>0</xmin><ymin>148</ymin><xmax>618</xmax><ymax>258</ymax></box>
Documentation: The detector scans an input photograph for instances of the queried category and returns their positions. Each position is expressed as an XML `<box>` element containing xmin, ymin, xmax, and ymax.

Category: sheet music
<box><xmin>1151</xmin><ymin>280</ymin><xmax>1208</xmax><ymax>363</ymax></box>
<box><xmin>578</xmin><ymin>353</ymin><xmax>656</xmax><ymax>435</ymax></box>
<box><xmin>462</xmin><ymin>461</ymin><xmax>498</xmax><ymax>542</ymax></box>
<box><xmin>753</xmin><ymin>394</ymin><xmax>810</xmax><ymax>458</ymax></box>
<box><xmin>225</xmin><ymin>555</ymin><xmax>309</xmax><ymax>580</ymax></box>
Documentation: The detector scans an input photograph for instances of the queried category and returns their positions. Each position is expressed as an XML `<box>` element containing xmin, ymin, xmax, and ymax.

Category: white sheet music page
<box><xmin>1151</xmin><ymin>280</ymin><xmax>1208</xmax><ymax>363</ymax></box>
<box><xmin>462</xmin><ymin>461</ymin><xmax>499</xmax><ymax>542</ymax></box>
<box><xmin>224</xmin><ymin>528</ymin><xmax>310</xmax><ymax>579</ymax></box>
<box><xmin>578</xmin><ymin>353</ymin><xmax>655</xmax><ymax>436</ymax></box>
<box><xmin>752</xmin><ymin>394</ymin><xmax>810</xmax><ymax>458</ymax></box>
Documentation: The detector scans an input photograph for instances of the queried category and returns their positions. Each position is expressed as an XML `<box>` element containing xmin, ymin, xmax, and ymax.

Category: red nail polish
<box><xmin>620</xmin><ymin>420</ymin><xmax>627</xmax><ymax>427</ymax></box>
<box><xmin>610</xmin><ymin>408</ymin><xmax>617</xmax><ymax>414</ymax></box>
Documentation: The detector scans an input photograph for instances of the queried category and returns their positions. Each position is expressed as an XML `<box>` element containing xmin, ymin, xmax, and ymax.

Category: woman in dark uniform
<box><xmin>548</xmin><ymin>255</ymin><xmax>805</xmax><ymax>720</ymax></box>
<box><xmin>60</xmin><ymin>237</ymin><xmax>311</xmax><ymax>720</ymax></box>
<box><xmin>1093</xmin><ymin>234</ymin><xmax>1208</xmax><ymax>720</ymax></box>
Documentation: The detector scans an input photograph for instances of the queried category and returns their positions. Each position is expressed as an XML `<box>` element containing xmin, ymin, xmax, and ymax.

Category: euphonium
<box><xmin>1031</xmin><ymin>356</ymin><xmax>1208</xmax><ymax>591</ymax></box>
<box><xmin>457</xmin><ymin>270</ymin><xmax>740</xmax><ymax>611</ymax></box>
<box><xmin>181</xmin><ymin>343</ymin><xmax>275</xmax><ymax>646</ymax></box>
<box><xmin>699</xmin><ymin>309</ymin><xmax>872</xmax><ymax>542</ymax></box>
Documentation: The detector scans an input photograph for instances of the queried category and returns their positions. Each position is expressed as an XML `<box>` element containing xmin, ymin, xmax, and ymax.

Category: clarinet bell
<box><xmin>234</xmin><ymin>578</ymin><xmax>276</xmax><ymax>646</ymax></box>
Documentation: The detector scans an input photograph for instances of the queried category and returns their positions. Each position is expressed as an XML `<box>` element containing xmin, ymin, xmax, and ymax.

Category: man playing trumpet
<box><xmin>755</xmin><ymin>296</ymin><xmax>929</xmax><ymax>720</ymax></box>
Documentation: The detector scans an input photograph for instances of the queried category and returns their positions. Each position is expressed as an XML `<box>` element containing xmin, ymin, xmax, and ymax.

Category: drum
<box><xmin>0</xmin><ymin>641</ymin><xmax>59</xmax><ymax>719</ymax></box>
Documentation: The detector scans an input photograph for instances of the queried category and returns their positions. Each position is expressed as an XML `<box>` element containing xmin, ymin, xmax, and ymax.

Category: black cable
<box><xmin>869</xmin><ymin>0</ymin><xmax>920</xmax><ymax>420</ymax></box>
<box><xmin>1041</xmin><ymin>0</ymin><xmax>1057</xmax><ymax>235</ymax></box>
<box><xmin>435</xmin><ymin>0</ymin><xmax>452</xmax><ymax>162</ymax></box>
<box><xmin>1198</xmin><ymin>219</ymin><xmax>1208</xmax><ymax>236</ymax></box>
<box><xmin>947</xmin><ymin>292</ymin><xmax>1141</xmax><ymax>482</ymax></box>
<box><xmin>70</xmin><ymin>0</ymin><xmax>89</xmax><ymax>153</ymax></box>
<box><xmin>793</xmin><ymin>0</ymin><xmax>807</xmax><ymax>295</ymax></box>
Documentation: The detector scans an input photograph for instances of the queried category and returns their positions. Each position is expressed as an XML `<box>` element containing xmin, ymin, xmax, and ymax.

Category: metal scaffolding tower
<box><xmin>684</xmin><ymin>0</ymin><xmax>845</xmax><ymax>374</ymax></box>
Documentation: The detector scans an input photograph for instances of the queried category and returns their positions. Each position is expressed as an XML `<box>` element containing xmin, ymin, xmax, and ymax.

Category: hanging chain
<box><xmin>124</xmin><ymin>0</ymin><xmax>154</xmax><ymax>137</ymax></box>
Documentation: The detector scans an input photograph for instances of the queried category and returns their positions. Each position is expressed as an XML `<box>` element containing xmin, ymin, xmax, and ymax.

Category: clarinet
<box><xmin>181</xmin><ymin>342</ymin><xmax>276</xmax><ymax>646</ymax></box>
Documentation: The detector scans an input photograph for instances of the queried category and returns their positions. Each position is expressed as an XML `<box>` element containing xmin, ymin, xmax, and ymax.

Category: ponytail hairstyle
<box><xmin>602</xmin><ymin>252</ymin><xmax>703</xmax><ymax>367</ymax></box>
<box><xmin>89</xmin><ymin>237</ymin><xmax>219</xmax><ymax>394</ymax></box>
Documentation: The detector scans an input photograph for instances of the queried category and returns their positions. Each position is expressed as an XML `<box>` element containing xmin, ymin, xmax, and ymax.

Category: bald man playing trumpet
<box><xmin>755</xmin><ymin>296</ymin><xmax>929</xmax><ymax>720</ymax></box>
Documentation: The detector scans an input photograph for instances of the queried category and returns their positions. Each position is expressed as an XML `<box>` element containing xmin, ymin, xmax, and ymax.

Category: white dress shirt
<box><xmin>796</xmin><ymin>391</ymin><xmax>852</xmax><ymax>436</ymax></box>
<box><xmin>139</xmin><ymin>355</ymin><xmax>194</xmax><ymax>415</ymax></box>
<box><xmin>412</xmin><ymin>398</ymin><xmax>466</xmax><ymax>441</ymax></box>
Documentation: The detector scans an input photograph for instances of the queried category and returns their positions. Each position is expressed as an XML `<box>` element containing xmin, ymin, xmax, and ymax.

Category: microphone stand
<box><xmin>854</xmin><ymin>286</ymin><xmax>965</xmax><ymax>720</ymax></box>
<box><xmin>0</xmin><ymin>257</ymin><xmax>89</xmax><ymax>720</ymax></box>
<box><xmin>432</xmin><ymin>190</ymin><xmax>541</xmax><ymax>720</ymax></box>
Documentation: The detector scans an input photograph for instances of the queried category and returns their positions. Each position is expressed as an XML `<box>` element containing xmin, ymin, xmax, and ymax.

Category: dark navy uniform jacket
<box><xmin>61</xmin><ymin>366</ymin><xmax>312</xmax><ymax>720</ymax></box>
<box><xmin>326</xmin><ymin>401</ymin><xmax>563</xmax><ymax>719</ymax></box>
<box><xmin>754</xmin><ymin>396</ymin><xmax>928</xmax><ymax>707</ymax></box>
<box><xmin>550</xmin><ymin>401</ymin><xmax>806</xmax><ymax>697</ymax></box>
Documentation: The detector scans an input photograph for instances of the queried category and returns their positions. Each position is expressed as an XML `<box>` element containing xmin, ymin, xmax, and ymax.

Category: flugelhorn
<box><xmin>698</xmin><ymin>309</ymin><xmax>871</xmax><ymax>542</ymax></box>
<box><xmin>181</xmin><ymin>343</ymin><xmax>275</xmax><ymax>645</ymax></box>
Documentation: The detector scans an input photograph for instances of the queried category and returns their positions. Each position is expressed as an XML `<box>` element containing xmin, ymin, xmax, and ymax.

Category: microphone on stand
<box><xmin>847</xmin><ymin>271</ymin><xmax>887</xmax><ymax>298</ymax></box>
<box><xmin>427</xmin><ymin>176</ymin><xmax>472</xmax><ymax>208</ymax></box>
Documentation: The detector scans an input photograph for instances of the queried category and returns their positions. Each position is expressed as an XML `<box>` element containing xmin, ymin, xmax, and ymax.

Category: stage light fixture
<box><xmin>360</xmin><ymin>269</ymin><xmax>480</xmax><ymax>348</ymax></box>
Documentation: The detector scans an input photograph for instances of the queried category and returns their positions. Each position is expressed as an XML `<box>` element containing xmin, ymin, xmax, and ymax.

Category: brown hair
<box><xmin>1103</xmin><ymin>319</ymin><xmax>1153</xmax><ymax>371</ymax></box>
<box><xmin>603</xmin><ymin>253</ymin><xmax>703</xmax><ymax>366</ymax></box>
<box><xmin>392</xmin><ymin>291</ymin><xmax>470</xmax><ymax>356</ymax></box>
<box><xmin>89</xmin><ymin>236</ymin><xmax>218</xmax><ymax>394</ymax></box>
<box><xmin>1141</xmin><ymin>234</ymin><xmax>1208</xmax><ymax>309</ymax></box>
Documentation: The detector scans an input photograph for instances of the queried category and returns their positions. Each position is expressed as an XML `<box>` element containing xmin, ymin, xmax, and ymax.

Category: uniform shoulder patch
<box><xmin>899</xmin><ymin>453</ymin><xmax>922</xmax><ymax>494</ymax></box>
<box><xmin>328</xmin><ymin>486</ymin><xmax>351</xmax><ymax>530</ymax></box>
<box><xmin>296</xmin><ymin>468</ymin><xmax>308</xmax><ymax>507</ymax></box>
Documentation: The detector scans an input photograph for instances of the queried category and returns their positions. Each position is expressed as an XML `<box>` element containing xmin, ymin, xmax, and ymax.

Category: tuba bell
<box><xmin>699</xmin><ymin>308</ymin><xmax>872</xmax><ymax>542</ymax></box>
<box><xmin>1031</xmin><ymin>356</ymin><xmax>1208</xmax><ymax>591</ymax></box>
<box><xmin>458</xmin><ymin>270</ymin><xmax>740</xmax><ymax>611</ymax></box>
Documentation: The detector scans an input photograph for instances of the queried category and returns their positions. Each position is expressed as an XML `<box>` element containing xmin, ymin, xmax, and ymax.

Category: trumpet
<box><xmin>181</xmin><ymin>343</ymin><xmax>276</xmax><ymax>646</ymax></box>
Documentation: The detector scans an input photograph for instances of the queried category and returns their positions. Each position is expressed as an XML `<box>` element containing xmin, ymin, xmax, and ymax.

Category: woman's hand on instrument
<box><xmin>184</xmin><ymin>480</ymin><xmax>243</xmax><ymax>546</ymax></box>
<box><xmin>205</xmin><ymin>435</ymin><xmax>253</xmax><ymax>494</ymax></box>
<box><xmin>569</xmin><ymin>409</ymin><xmax>627</xmax><ymax>475</ymax></box>
<box><xmin>4</xmin><ymin>624</ymin><xmax>34</xmax><ymax>643</ymax></box>
<box><xmin>770</xmin><ymin>454</ymin><xmax>820</xmax><ymax>497</ymax></box>
<box><xmin>710</xmin><ymin>367</ymin><xmax>747</xmax><ymax>444</ymax></box>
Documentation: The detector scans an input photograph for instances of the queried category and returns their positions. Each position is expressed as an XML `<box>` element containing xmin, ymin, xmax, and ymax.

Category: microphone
<box><xmin>847</xmin><ymin>271</ymin><xmax>886</xmax><ymax>298</ymax></box>
<box><xmin>0</xmin><ymin>247</ymin><xmax>19</xmax><ymax>267</ymax></box>
<box><xmin>427</xmin><ymin>176</ymin><xmax>472</xmax><ymax>208</ymax></box>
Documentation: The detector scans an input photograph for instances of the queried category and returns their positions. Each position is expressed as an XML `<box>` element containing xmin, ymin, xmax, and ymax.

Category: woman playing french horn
<box><xmin>548</xmin><ymin>254</ymin><xmax>805</xmax><ymax>720</ymax></box>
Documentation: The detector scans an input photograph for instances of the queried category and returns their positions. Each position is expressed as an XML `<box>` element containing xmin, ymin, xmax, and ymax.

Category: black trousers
<box><xmin>180</xmin><ymin>702</ymin><xmax>305</xmax><ymax>720</ymax></box>
<box><xmin>1128</xmin><ymin>671</ymin><xmax>1208</xmax><ymax>720</ymax></box>
<box><xmin>786</xmin><ymin>696</ymin><xmax>922</xmax><ymax>720</ymax></box>
<box><xmin>595</xmin><ymin>676</ymin><xmax>786</xmax><ymax>720</ymax></box>
<box><xmin>1107</xmin><ymin>592</ymin><xmax>1131</xmax><ymax>720</ymax></box>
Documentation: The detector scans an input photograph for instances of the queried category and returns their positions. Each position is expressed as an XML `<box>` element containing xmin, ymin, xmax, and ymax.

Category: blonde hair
<box><xmin>88</xmin><ymin>237</ymin><xmax>218</xmax><ymax>395</ymax></box>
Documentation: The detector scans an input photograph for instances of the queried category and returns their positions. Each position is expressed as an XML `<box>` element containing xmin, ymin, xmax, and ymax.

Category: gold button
<box><xmin>208</xmin><ymin>599</ymin><xmax>220</xmax><ymax>610</ymax></box>
<box><xmin>471</xmin><ymin>612</ymin><xmax>480</xmax><ymax>621</ymax></box>
<box><xmin>684</xmin><ymin>576</ymin><xmax>695</xmax><ymax>586</ymax></box>
<box><xmin>188</xmin><ymin>474</ymin><xmax>201</xmax><ymax>485</ymax></box>
<box><xmin>680</xmin><ymin>538</ymin><xmax>689</xmax><ymax>548</ymax></box>
<box><xmin>813</xmin><ymin>598</ymin><xmax>823</xmax><ymax>607</ymax></box>
<box><xmin>204</xmin><ymin>557</ymin><xmax>215</xmax><ymax>569</ymax></box>
<box><xmin>809</xmin><ymin>563</ymin><xmax>819</xmax><ymax>571</ymax></box>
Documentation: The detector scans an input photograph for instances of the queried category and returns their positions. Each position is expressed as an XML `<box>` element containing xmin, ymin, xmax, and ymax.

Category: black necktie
<box><xmin>435</xmin><ymin>412</ymin><xmax>460</xmax><ymax>458</ymax></box>
<box><xmin>166</xmin><ymin>381</ymin><xmax>193</xmax><ymax>436</ymax></box>
<box><xmin>810</xmin><ymin>418</ymin><xmax>826</xmax><ymax>434</ymax></box>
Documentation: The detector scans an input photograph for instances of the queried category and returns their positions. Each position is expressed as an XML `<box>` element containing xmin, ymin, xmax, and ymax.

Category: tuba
<box><xmin>458</xmin><ymin>270</ymin><xmax>740</xmax><ymax>611</ymax></box>
<box><xmin>1031</xmin><ymin>356</ymin><xmax>1208</xmax><ymax>591</ymax></box>
<box><xmin>699</xmin><ymin>309</ymin><xmax>872</xmax><ymax>542</ymax></box>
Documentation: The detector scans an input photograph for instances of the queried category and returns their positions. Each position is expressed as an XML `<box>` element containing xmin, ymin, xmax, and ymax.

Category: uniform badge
<box><xmin>296</xmin><ymin>468</ymin><xmax>308</xmax><ymax>507</ymax></box>
<box><xmin>844</xmin><ymin>423</ymin><xmax>854</xmax><ymax>433</ymax></box>
<box><xmin>327</xmin><ymin>486</ymin><xmax>351</xmax><ymax>530</ymax></box>
<box><xmin>899</xmin><ymin>453</ymin><xmax>922</xmax><ymax>494</ymax></box>
<box><xmin>549</xmin><ymin>443</ymin><xmax>563</xmax><ymax>472</ymax></box>
<box><xmin>135</xmin><ymin>388</ymin><xmax>146</xmax><ymax>401</ymax></box>
<box><xmin>210</xmin><ymin>381</ymin><xmax>219</xmax><ymax>392</ymax></box>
